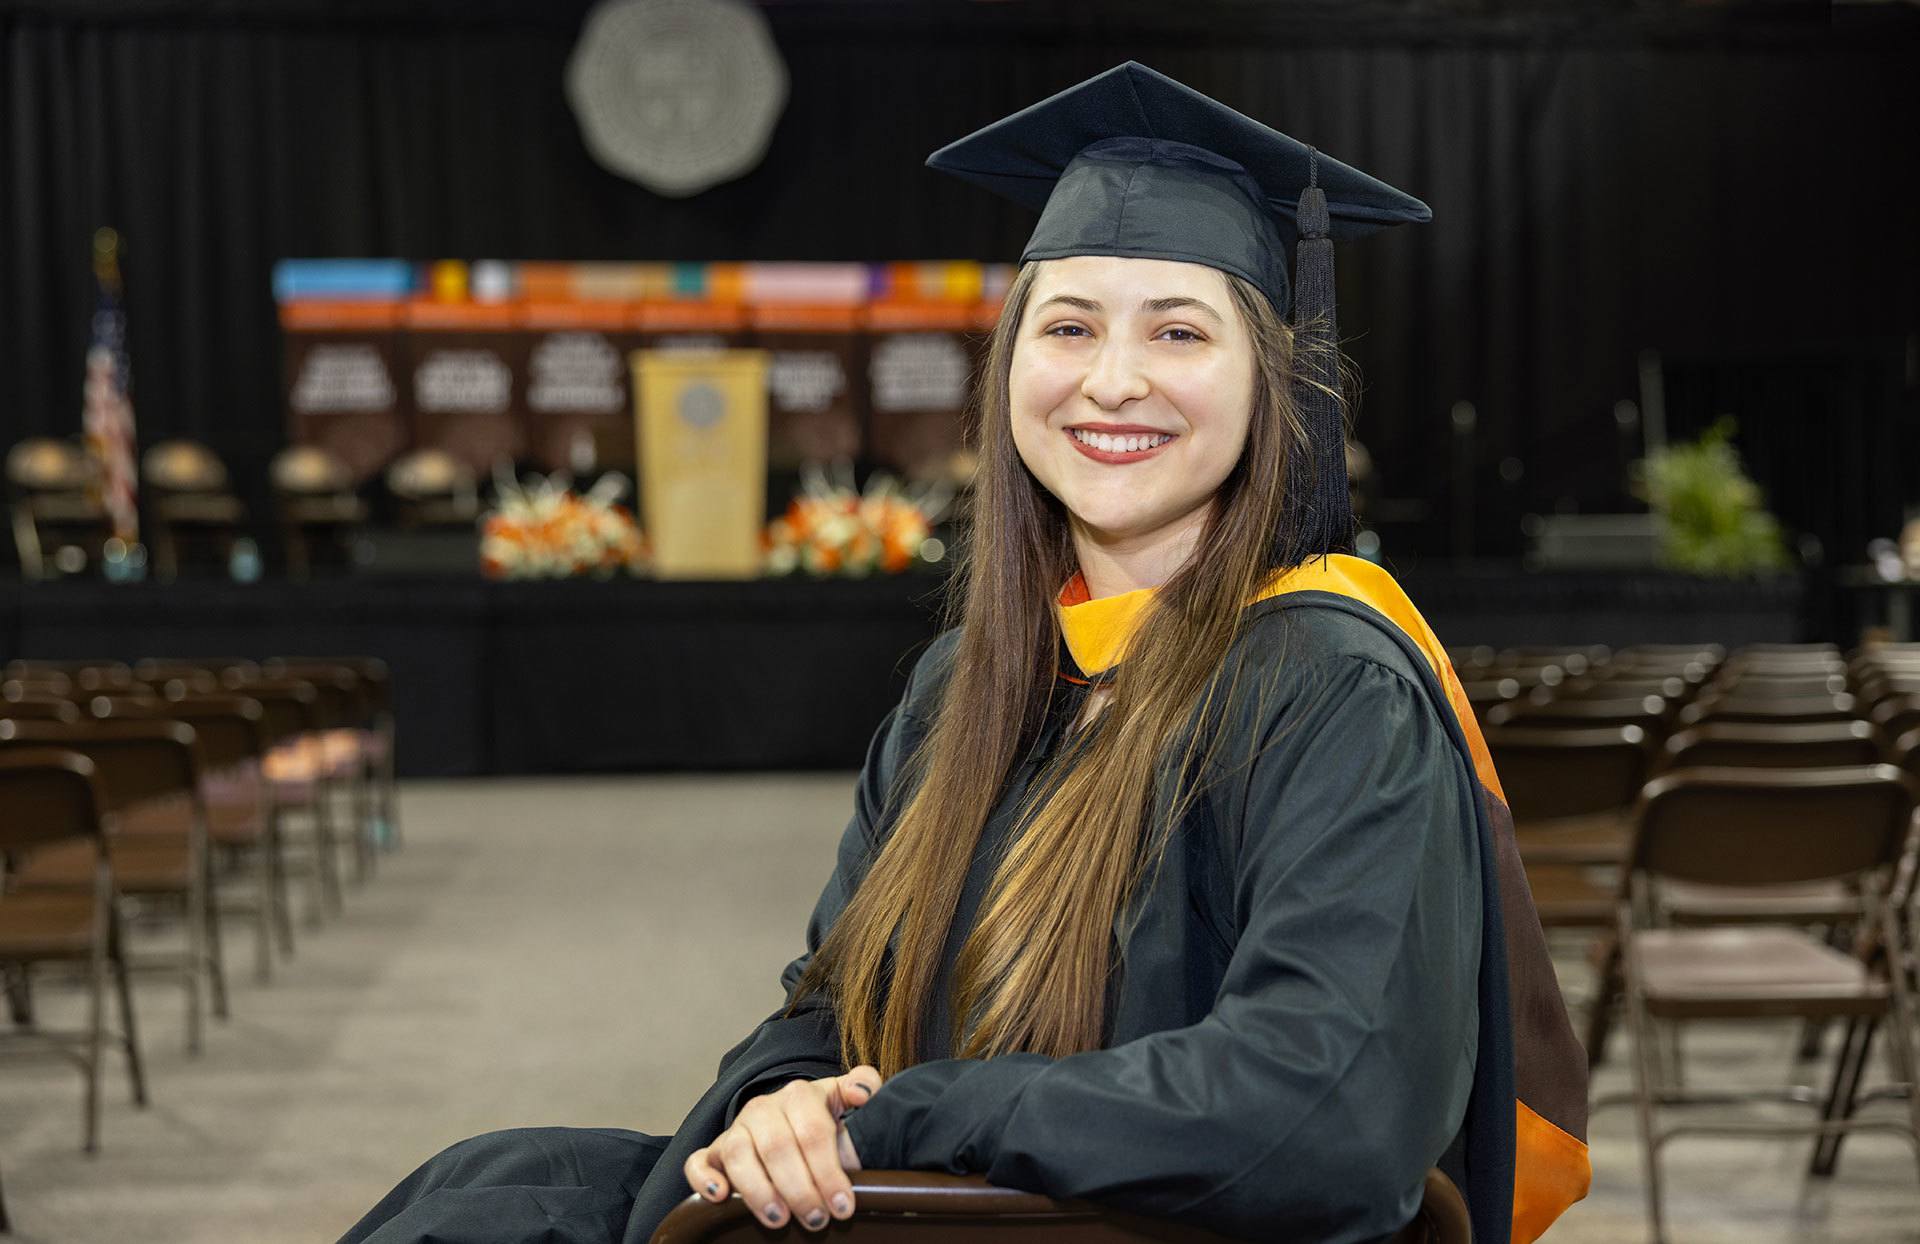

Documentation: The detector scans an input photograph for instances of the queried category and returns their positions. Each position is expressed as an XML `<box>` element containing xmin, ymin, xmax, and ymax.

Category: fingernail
<box><xmin>805</xmin><ymin>1209</ymin><xmax>828</xmax><ymax>1229</ymax></box>
<box><xmin>704</xmin><ymin>1181</ymin><xmax>720</xmax><ymax>1198</ymax></box>
<box><xmin>831</xmin><ymin>1193</ymin><xmax>851</xmax><ymax>1217</ymax></box>
<box><xmin>764</xmin><ymin>1203</ymin><xmax>785</xmax><ymax>1225</ymax></box>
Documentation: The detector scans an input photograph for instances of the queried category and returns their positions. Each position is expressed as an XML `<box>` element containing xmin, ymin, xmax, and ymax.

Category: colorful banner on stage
<box><xmin>273</xmin><ymin>260</ymin><xmax>1011</xmax><ymax>486</ymax></box>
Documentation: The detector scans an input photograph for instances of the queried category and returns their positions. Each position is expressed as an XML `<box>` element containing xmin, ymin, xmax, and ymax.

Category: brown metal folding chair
<box><xmin>1615</xmin><ymin>766</ymin><xmax>1920</xmax><ymax>1244</ymax></box>
<box><xmin>649</xmin><ymin>1169</ymin><xmax>1471</xmax><ymax>1244</ymax></box>
<box><xmin>94</xmin><ymin>694</ymin><xmax>288</xmax><ymax>983</ymax></box>
<box><xmin>0</xmin><ymin>748</ymin><xmax>148</xmax><ymax>1152</ymax></box>
<box><xmin>0</xmin><ymin>718</ymin><xmax>227</xmax><ymax>1054</ymax></box>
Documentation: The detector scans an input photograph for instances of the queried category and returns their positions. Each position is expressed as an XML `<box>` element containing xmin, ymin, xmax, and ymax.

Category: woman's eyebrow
<box><xmin>1033</xmin><ymin>294</ymin><xmax>1224</xmax><ymax>325</ymax></box>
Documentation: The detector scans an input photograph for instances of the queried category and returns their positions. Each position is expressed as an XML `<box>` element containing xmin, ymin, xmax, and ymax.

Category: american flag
<box><xmin>83</xmin><ymin>227</ymin><xmax>139</xmax><ymax>542</ymax></box>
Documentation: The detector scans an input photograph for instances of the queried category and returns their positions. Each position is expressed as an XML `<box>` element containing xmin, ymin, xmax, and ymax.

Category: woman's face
<box><xmin>1009</xmin><ymin>256</ymin><xmax>1256</xmax><ymax>547</ymax></box>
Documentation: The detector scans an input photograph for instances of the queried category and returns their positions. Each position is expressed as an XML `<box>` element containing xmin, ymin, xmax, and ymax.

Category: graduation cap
<box><xmin>926</xmin><ymin>61</ymin><xmax>1430</xmax><ymax>560</ymax></box>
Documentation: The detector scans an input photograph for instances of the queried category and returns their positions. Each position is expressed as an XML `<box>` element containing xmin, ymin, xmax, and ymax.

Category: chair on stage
<box><xmin>5</xmin><ymin>438</ymin><xmax>113</xmax><ymax>579</ymax></box>
<box><xmin>649</xmin><ymin>1169</ymin><xmax>1472</xmax><ymax>1244</ymax></box>
<box><xmin>271</xmin><ymin>446</ymin><xmax>367</xmax><ymax>579</ymax></box>
<box><xmin>141</xmin><ymin>440</ymin><xmax>246</xmax><ymax>581</ymax></box>
<box><xmin>1614</xmin><ymin>766</ymin><xmax>1920</xmax><ymax>1244</ymax></box>
<box><xmin>386</xmin><ymin>448</ymin><xmax>481</xmax><ymax>529</ymax></box>
<box><xmin>0</xmin><ymin>749</ymin><xmax>148</xmax><ymax>1153</ymax></box>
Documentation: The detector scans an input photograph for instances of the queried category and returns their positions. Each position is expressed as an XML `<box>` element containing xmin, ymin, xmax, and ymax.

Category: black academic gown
<box><xmin>614</xmin><ymin>598</ymin><xmax>1484</xmax><ymax>1244</ymax></box>
<box><xmin>344</xmin><ymin>596</ymin><xmax>1486</xmax><ymax>1244</ymax></box>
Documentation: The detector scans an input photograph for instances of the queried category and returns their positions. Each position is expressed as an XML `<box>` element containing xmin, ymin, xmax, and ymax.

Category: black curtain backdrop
<box><xmin>2</xmin><ymin>1</ymin><xmax>1916</xmax><ymax>565</ymax></box>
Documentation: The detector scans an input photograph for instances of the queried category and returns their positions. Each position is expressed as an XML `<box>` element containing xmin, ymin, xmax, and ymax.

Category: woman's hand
<box><xmin>684</xmin><ymin>1066</ymin><xmax>881</xmax><ymax>1232</ymax></box>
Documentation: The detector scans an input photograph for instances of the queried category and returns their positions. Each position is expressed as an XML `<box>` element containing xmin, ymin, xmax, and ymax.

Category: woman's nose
<box><xmin>1079</xmin><ymin>339</ymin><xmax>1151</xmax><ymax>410</ymax></box>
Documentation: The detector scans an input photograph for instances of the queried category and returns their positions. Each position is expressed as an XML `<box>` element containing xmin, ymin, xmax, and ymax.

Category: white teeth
<box><xmin>1069</xmin><ymin>429</ymin><xmax>1174</xmax><ymax>454</ymax></box>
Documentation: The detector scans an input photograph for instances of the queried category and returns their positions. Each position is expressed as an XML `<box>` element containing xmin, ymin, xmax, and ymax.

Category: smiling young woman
<box><xmin>343</xmin><ymin>63</ymin><xmax>1589</xmax><ymax>1244</ymax></box>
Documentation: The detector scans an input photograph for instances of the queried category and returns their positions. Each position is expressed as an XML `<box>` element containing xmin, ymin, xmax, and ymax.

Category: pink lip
<box><xmin>1066</xmin><ymin>428</ymin><xmax>1176</xmax><ymax>465</ymax></box>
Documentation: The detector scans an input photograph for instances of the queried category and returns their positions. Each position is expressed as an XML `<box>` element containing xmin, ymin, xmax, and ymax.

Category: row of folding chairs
<box><xmin>1459</xmin><ymin>643</ymin><xmax>1920</xmax><ymax>753</ymax></box>
<box><xmin>1475</xmin><ymin>649</ymin><xmax>1920</xmax><ymax>1241</ymax></box>
<box><xmin>0</xmin><ymin>656</ymin><xmax>399</xmax><ymax>1228</ymax></box>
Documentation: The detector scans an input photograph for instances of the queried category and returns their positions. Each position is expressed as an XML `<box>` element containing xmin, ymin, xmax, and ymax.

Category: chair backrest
<box><xmin>0</xmin><ymin>696</ymin><xmax>81</xmax><ymax>723</ymax></box>
<box><xmin>1870</xmin><ymin>695</ymin><xmax>1920</xmax><ymax>743</ymax></box>
<box><xmin>1711</xmin><ymin>672</ymin><xmax>1847</xmax><ymax>699</ymax></box>
<box><xmin>272</xmin><ymin>655</ymin><xmax>392</xmax><ymax>715</ymax></box>
<box><xmin>196</xmin><ymin>679</ymin><xmax>315</xmax><ymax>744</ymax></box>
<box><xmin>141</xmin><ymin>439</ymin><xmax>230</xmax><ymax>492</ymax></box>
<box><xmin>1484</xmin><ymin>724</ymin><xmax>1652</xmax><ymax>819</ymax></box>
<box><xmin>1487</xmin><ymin>695</ymin><xmax>1667</xmax><ymax>730</ymax></box>
<box><xmin>0</xmin><ymin>749</ymin><xmax>106</xmax><ymax>856</ymax></box>
<box><xmin>1630</xmin><ymin>766</ymin><xmax>1916</xmax><ymax>886</ymax></box>
<box><xmin>1677</xmin><ymin>692</ymin><xmax>1857</xmax><ymax>728</ymax></box>
<box><xmin>260</xmin><ymin>662</ymin><xmax>369</xmax><ymax>726</ymax></box>
<box><xmin>1661</xmin><ymin>721</ymin><xmax>1882</xmax><ymax>772</ymax></box>
<box><xmin>5</xmin><ymin>659</ymin><xmax>129</xmax><ymax>682</ymax></box>
<box><xmin>0</xmin><ymin>718</ymin><xmax>201</xmax><ymax>812</ymax></box>
<box><xmin>1558</xmin><ymin>675</ymin><xmax>1687</xmax><ymax>702</ymax></box>
<box><xmin>90</xmin><ymin>694</ymin><xmax>266</xmax><ymax>770</ymax></box>
<box><xmin>3</xmin><ymin>670</ymin><xmax>71</xmax><ymax>695</ymax></box>
<box><xmin>647</xmin><ymin>1170</ymin><xmax>1469</xmax><ymax>1244</ymax></box>
<box><xmin>1896</xmin><ymin>728</ymin><xmax>1920</xmax><ymax>784</ymax></box>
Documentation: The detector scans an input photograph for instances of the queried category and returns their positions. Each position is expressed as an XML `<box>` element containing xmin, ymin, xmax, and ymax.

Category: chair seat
<box><xmin>264</xmin><ymin>732</ymin><xmax>364</xmax><ymax>783</ymax></box>
<box><xmin>154</xmin><ymin>493</ymin><xmax>244</xmax><ymax>523</ymax></box>
<box><xmin>1515</xmin><ymin>811</ymin><xmax>1631</xmax><ymax>865</ymax></box>
<box><xmin>1659</xmin><ymin>880</ymin><xmax>1860</xmax><ymax>925</ymax></box>
<box><xmin>1525</xmin><ymin>864</ymin><xmax>1616</xmax><ymax>928</ymax></box>
<box><xmin>1637</xmin><ymin>927</ymin><xmax>1888</xmax><ymax>1019</ymax></box>
<box><xmin>119</xmin><ymin>795</ymin><xmax>263</xmax><ymax>847</ymax></box>
<box><xmin>15</xmin><ymin>838</ymin><xmax>192</xmax><ymax>894</ymax></box>
<box><xmin>0</xmin><ymin>890</ymin><xmax>99</xmax><ymax>959</ymax></box>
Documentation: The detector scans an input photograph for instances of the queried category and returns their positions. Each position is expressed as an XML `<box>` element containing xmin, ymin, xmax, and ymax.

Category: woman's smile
<box><xmin>1065</xmin><ymin>423</ymin><xmax>1179</xmax><ymax>464</ymax></box>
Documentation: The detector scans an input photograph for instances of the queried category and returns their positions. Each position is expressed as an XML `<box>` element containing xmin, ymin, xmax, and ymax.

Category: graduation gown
<box><xmin>616</xmin><ymin>555</ymin><xmax>1589</xmax><ymax>1244</ymax></box>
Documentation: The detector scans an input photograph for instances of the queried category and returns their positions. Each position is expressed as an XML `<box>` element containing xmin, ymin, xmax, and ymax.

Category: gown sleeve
<box><xmin>712</xmin><ymin>648</ymin><xmax>939</xmax><ymax>1124</ymax></box>
<box><xmin>841</xmin><ymin>653</ymin><xmax>1484</xmax><ymax>1244</ymax></box>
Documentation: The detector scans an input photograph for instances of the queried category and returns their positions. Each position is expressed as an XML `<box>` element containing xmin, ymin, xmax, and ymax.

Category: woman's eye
<box><xmin>1159</xmin><ymin>327</ymin><xmax>1203</xmax><ymax>342</ymax></box>
<box><xmin>1045</xmin><ymin>324</ymin><xmax>1090</xmax><ymax>338</ymax></box>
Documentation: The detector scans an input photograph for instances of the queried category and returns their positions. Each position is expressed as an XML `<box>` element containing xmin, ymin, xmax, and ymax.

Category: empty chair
<box><xmin>1460</xmin><ymin>677</ymin><xmax>1522</xmax><ymax>726</ymax></box>
<box><xmin>0</xmin><ymin>749</ymin><xmax>147</xmax><ymax>1152</ymax></box>
<box><xmin>386</xmin><ymin>448</ymin><xmax>481</xmax><ymax>528</ymax></box>
<box><xmin>1660</xmin><ymin>722</ymin><xmax>1883</xmax><ymax>772</ymax></box>
<box><xmin>0</xmin><ymin>718</ymin><xmax>228</xmax><ymax>1053</ymax></box>
<box><xmin>272</xmin><ymin>445</ymin><xmax>368</xmax><ymax>579</ymax></box>
<box><xmin>647</xmin><ymin>1169</ymin><xmax>1471</xmax><ymax>1244</ymax></box>
<box><xmin>1615</xmin><ymin>766</ymin><xmax>1920</xmax><ymax>1244</ymax></box>
<box><xmin>141</xmin><ymin>439</ymin><xmax>246</xmax><ymax>580</ymax></box>
<box><xmin>5</xmin><ymin>438</ymin><xmax>112</xmax><ymax>579</ymax></box>
<box><xmin>93</xmin><ymin>694</ymin><xmax>287</xmax><ymax>982</ymax></box>
<box><xmin>1677</xmin><ymin>691</ymin><xmax>1859</xmax><ymax>729</ymax></box>
<box><xmin>0</xmin><ymin>685</ymin><xmax>80</xmax><ymax>723</ymax></box>
<box><xmin>1485</xmin><ymin>725</ymin><xmax>1654</xmax><ymax>867</ymax></box>
<box><xmin>1710</xmin><ymin>672</ymin><xmax>1848</xmax><ymax>699</ymax></box>
<box><xmin>1870</xmin><ymin>696</ymin><xmax>1920</xmax><ymax>748</ymax></box>
<box><xmin>1486</xmin><ymin>695</ymin><xmax>1671</xmax><ymax>733</ymax></box>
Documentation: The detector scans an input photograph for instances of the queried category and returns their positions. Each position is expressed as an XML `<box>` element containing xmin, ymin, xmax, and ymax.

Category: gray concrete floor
<box><xmin>1</xmin><ymin>776</ymin><xmax>1917</xmax><ymax>1242</ymax></box>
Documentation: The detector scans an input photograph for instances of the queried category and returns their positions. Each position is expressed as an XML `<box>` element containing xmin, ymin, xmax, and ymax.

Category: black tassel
<box><xmin>1286</xmin><ymin>148</ymin><xmax>1353</xmax><ymax>562</ymax></box>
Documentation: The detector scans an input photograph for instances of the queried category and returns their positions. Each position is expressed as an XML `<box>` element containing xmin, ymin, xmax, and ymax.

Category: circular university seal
<box><xmin>566</xmin><ymin>0</ymin><xmax>789</xmax><ymax>198</ymax></box>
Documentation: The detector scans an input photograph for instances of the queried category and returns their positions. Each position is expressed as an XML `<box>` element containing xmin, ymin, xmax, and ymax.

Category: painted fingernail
<box><xmin>832</xmin><ymin>1193</ymin><xmax>851</xmax><ymax>1216</ymax></box>
<box><xmin>764</xmin><ymin>1203</ymin><xmax>785</xmax><ymax>1225</ymax></box>
<box><xmin>805</xmin><ymin>1209</ymin><xmax>828</xmax><ymax>1229</ymax></box>
<box><xmin>704</xmin><ymin>1181</ymin><xmax>720</xmax><ymax>1198</ymax></box>
<box><xmin>853</xmin><ymin>1081</ymin><xmax>876</xmax><ymax>1095</ymax></box>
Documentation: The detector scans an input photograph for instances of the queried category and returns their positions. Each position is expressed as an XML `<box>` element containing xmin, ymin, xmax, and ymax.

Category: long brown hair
<box><xmin>794</xmin><ymin>260</ymin><xmax>1338</xmax><ymax>1075</ymax></box>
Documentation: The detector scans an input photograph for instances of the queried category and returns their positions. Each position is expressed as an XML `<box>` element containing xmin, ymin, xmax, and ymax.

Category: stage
<box><xmin>0</xmin><ymin>567</ymin><xmax>1808</xmax><ymax>776</ymax></box>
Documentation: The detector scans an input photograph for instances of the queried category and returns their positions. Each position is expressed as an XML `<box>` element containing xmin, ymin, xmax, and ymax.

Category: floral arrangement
<box><xmin>764</xmin><ymin>464</ymin><xmax>951</xmax><ymax>577</ymax></box>
<box><xmin>480</xmin><ymin>470</ymin><xmax>647</xmax><ymax>579</ymax></box>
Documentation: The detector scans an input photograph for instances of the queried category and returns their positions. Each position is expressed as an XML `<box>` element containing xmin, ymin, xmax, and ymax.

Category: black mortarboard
<box><xmin>926</xmin><ymin>61</ymin><xmax>1431</xmax><ymax>561</ymax></box>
